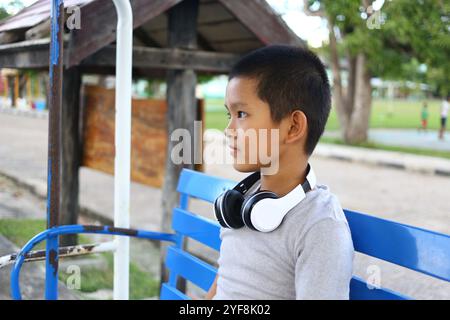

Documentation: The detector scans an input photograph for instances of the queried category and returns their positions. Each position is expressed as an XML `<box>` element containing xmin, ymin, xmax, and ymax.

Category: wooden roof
<box><xmin>0</xmin><ymin>0</ymin><xmax>91</xmax><ymax>33</ymax></box>
<box><xmin>0</xmin><ymin>0</ymin><xmax>304</xmax><ymax>72</ymax></box>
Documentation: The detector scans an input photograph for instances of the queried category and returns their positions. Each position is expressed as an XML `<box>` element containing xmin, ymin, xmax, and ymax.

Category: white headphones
<box><xmin>214</xmin><ymin>164</ymin><xmax>316</xmax><ymax>232</ymax></box>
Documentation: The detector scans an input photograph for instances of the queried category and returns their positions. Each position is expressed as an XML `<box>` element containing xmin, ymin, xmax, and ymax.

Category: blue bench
<box><xmin>9</xmin><ymin>168</ymin><xmax>450</xmax><ymax>299</ymax></box>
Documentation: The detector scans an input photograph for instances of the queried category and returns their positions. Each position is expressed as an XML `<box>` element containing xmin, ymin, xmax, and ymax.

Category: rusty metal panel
<box><xmin>81</xmin><ymin>85</ymin><xmax>204</xmax><ymax>188</ymax></box>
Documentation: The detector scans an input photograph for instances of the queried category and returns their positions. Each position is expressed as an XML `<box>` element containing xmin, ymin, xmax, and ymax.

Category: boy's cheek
<box><xmin>233</xmin><ymin>134</ymin><xmax>278</xmax><ymax>157</ymax></box>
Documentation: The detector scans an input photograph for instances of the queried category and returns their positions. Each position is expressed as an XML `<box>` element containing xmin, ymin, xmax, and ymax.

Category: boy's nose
<box><xmin>224</xmin><ymin>128</ymin><xmax>238</xmax><ymax>145</ymax></box>
<box><xmin>224</xmin><ymin>125</ymin><xmax>236</xmax><ymax>138</ymax></box>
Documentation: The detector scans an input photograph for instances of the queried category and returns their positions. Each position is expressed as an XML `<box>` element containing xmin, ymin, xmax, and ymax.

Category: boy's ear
<box><xmin>285</xmin><ymin>110</ymin><xmax>308</xmax><ymax>144</ymax></box>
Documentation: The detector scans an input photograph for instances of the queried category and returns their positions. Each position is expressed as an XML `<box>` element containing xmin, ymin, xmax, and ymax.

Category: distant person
<box><xmin>439</xmin><ymin>96</ymin><xmax>449</xmax><ymax>140</ymax></box>
<box><xmin>419</xmin><ymin>101</ymin><xmax>428</xmax><ymax>132</ymax></box>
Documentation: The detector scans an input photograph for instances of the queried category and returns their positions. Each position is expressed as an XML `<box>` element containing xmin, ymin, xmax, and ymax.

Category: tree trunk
<box><xmin>328</xmin><ymin>21</ymin><xmax>349</xmax><ymax>131</ymax></box>
<box><xmin>346</xmin><ymin>54</ymin><xmax>357</xmax><ymax>115</ymax></box>
<box><xmin>307</xmin><ymin>12</ymin><xmax>373</xmax><ymax>145</ymax></box>
<box><xmin>344</xmin><ymin>53</ymin><xmax>372</xmax><ymax>144</ymax></box>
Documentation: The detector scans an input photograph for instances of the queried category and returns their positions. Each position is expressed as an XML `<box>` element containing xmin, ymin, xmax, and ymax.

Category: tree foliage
<box><xmin>0</xmin><ymin>0</ymin><xmax>26</xmax><ymax>21</ymax></box>
<box><xmin>307</xmin><ymin>0</ymin><xmax>449</xmax><ymax>95</ymax></box>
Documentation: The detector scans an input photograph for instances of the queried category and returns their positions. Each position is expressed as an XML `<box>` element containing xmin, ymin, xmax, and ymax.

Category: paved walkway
<box><xmin>325</xmin><ymin>128</ymin><xmax>450</xmax><ymax>151</ymax></box>
<box><xmin>314</xmin><ymin>143</ymin><xmax>450</xmax><ymax>176</ymax></box>
<box><xmin>0</xmin><ymin>112</ymin><xmax>449</xmax><ymax>299</ymax></box>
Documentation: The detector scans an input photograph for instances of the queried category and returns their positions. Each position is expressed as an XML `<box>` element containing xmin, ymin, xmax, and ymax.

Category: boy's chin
<box><xmin>232</xmin><ymin>162</ymin><xmax>260</xmax><ymax>173</ymax></box>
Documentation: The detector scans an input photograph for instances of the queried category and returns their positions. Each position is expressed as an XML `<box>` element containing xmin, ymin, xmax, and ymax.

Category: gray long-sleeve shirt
<box><xmin>213</xmin><ymin>181</ymin><xmax>355</xmax><ymax>300</ymax></box>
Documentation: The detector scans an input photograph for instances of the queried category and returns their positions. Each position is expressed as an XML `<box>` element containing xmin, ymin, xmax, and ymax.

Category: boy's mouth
<box><xmin>226</xmin><ymin>139</ymin><xmax>239</xmax><ymax>156</ymax></box>
<box><xmin>228</xmin><ymin>145</ymin><xmax>239</xmax><ymax>156</ymax></box>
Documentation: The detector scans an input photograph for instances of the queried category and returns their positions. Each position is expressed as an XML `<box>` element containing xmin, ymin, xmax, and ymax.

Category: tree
<box><xmin>0</xmin><ymin>7</ymin><xmax>9</xmax><ymax>21</ymax></box>
<box><xmin>304</xmin><ymin>0</ymin><xmax>450</xmax><ymax>143</ymax></box>
<box><xmin>0</xmin><ymin>0</ymin><xmax>25</xmax><ymax>20</ymax></box>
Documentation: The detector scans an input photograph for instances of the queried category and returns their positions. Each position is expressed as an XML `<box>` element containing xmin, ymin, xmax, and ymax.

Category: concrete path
<box><xmin>325</xmin><ymin>128</ymin><xmax>450</xmax><ymax>151</ymax></box>
<box><xmin>314</xmin><ymin>143</ymin><xmax>450</xmax><ymax>177</ymax></box>
<box><xmin>0</xmin><ymin>175</ymin><xmax>46</xmax><ymax>219</ymax></box>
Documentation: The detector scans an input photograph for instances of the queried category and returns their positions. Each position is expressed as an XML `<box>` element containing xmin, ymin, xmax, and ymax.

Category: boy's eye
<box><xmin>226</xmin><ymin>110</ymin><xmax>248</xmax><ymax>120</ymax></box>
<box><xmin>237</xmin><ymin>111</ymin><xmax>248</xmax><ymax>118</ymax></box>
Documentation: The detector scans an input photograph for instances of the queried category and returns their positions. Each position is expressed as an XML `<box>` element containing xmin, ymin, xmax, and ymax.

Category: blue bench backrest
<box><xmin>160</xmin><ymin>169</ymin><xmax>450</xmax><ymax>300</ymax></box>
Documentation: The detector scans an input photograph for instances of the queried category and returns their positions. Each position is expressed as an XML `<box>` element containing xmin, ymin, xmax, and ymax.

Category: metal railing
<box><xmin>9</xmin><ymin>225</ymin><xmax>178</xmax><ymax>300</ymax></box>
<box><xmin>0</xmin><ymin>0</ymin><xmax>139</xmax><ymax>300</ymax></box>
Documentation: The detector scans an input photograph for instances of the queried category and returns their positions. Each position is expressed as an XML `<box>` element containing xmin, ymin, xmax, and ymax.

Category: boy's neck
<box><xmin>259</xmin><ymin>158</ymin><xmax>310</xmax><ymax>197</ymax></box>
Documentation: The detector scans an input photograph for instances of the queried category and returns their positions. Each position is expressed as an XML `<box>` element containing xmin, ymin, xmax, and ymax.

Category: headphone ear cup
<box><xmin>214</xmin><ymin>193</ymin><xmax>226</xmax><ymax>227</ymax></box>
<box><xmin>214</xmin><ymin>190</ymin><xmax>245</xmax><ymax>229</ymax></box>
<box><xmin>241</xmin><ymin>191</ymin><xmax>278</xmax><ymax>231</ymax></box>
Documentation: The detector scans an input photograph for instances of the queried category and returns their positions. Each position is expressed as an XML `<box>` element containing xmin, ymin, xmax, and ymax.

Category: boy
<box><xmin>206</xmin><ymin>45</ymin><xmax>354</xmax><ymax>300</ymax></box>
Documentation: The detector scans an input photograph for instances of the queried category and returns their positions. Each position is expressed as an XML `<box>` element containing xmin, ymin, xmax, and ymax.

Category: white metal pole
<box><xmin>112</xmin><ymin>0</ymin><xmax>133</xmax><ymax>300</ymax></box>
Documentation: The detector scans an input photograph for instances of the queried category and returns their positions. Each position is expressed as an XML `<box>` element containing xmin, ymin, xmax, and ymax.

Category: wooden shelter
<box><xmin>0</xmin><ymin>0</ymin><xmax>303</xmax><ymax>254</ymax></box>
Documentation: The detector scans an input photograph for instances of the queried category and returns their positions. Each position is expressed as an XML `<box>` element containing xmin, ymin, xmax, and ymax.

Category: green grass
<box><xmin>205</xmin><ymin>98</ymin><xmax>443</xmax><ymax>132</ymax></box>
<box><xmin>58</xmin><ymin>252</ymin><xmax>160</xmax><ymax>300</ymax></box>
<box><xmin>0</xmin><ymin>219</ymin><xmax>47</xmax><ymax>250</ymax></box>
<box><xmin>204</xmin><ymin>98</ymin><xmax>448</xmax><ymax>159</ymax></box>
<box><xmin>345</xmin><ymin>99</ymin><xmax>441</xmax><ymax>131</ymax></box>
<box><xmin>0</xmin><ymin>218</ymin><xmax>159</xmax><ymax>299</ymax></box>
<box><xmin>0</xmin><ymin>218</ymin><xmax>90</xmax><ymax>250</ymax></box>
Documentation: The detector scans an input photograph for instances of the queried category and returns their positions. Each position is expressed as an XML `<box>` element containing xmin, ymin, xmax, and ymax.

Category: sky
<box><xmin>4</xmin><ymin>0</ymin><xmax>330</xmax><ymax>48</ymax></box>
<box><xmin>265</xmin><ymin>0</ymin><xmax>329</xmax><ymax>47</ymax></box>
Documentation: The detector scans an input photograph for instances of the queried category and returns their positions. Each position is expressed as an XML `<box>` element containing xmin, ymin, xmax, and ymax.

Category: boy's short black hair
<box><xmin>228</xmin><ymin>44</ymin><xmax>331</xmax><ymax>156</ymax></box>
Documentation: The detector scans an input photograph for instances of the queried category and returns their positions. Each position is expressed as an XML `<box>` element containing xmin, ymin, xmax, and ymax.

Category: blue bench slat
<box><xmin>165</xmin><ymin>246</ymin><xmax>217</xmax><ymax>292</ymax></box>
<box><xmin>177</xmin><ymin>169</ymin><xmax>236</xmax><ymax>203</ymax></box>
<box><xmin>345</xmin><ymin>209</ymin><xmax>450</xmax><ymax>282</ymax></box>
<box><xmin>172</xmin><ymin>208</ymin><xmax>221</xmax><ymax>251</ymax></box>
<box><xmin>160</xmin><ymin>283</ymin><xmax>190</xmax><ymax>300</ymax></box>
<box><xmin>350</xmin><ymin>276</ymin><xmax>409</xmax><ymax>300</ymax></box>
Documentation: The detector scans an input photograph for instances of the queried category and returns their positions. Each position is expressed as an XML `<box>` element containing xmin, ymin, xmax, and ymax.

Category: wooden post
<box><xmin>60</xmin><ymin>66</ymin><xmax>82</xmax><ymax>246</ymax></box>
<box><xmin>43</xmin><ymin>73</ymin><xmax>49</xmax><ymax>110</ymax></box>
<box><xmin>161</xmin><ymin>0</ymin><xmax>199</xmax><ymax>294</ymax></box>
<box><xmin>3</xmin><ymin>75</ymin><xmax>8</xmax><ymax>101</ymax></box>
<box><xmin>35</xmin><ymin>73</ymin><xmax>40</xmax><ymax>97</ymax></box>
<box><xmin>8</xmin><ymin>76</ymin><xmax>14</xmax><ymax>107</ymax></box>
<box><xmin>45</xmin><ymin>0</ymin><xmax>64</xmax><ymax>299</ymax></box>
<box><xmin>13</xmin><ymin>74</ymin><xmax>18</xmax><ymax>107</ymax></box>
<box><xmin>26</xmin><ymin>73</ymin><xmax>32</xmax><ymax>106</ymax></box>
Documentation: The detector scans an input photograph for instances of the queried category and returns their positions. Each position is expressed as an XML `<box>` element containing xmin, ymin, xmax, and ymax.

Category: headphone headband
<box><xmin>302</xmin><ymin>163</ymin><xmax>316</xmax><ymax>193</ymax></box>
<box><xmin>233</xmin><ymin>164</ymin><xmax>315</xmax><ymax>197</ymax></box>
<box><xmin>233</xmin><ymin>171</ymin><xmax>260</xmax><ymax>195</ymax></box>
<box><xmin>271</xmin><ymin>163</ymin><xmax>316</xmax><ymax>213</ymax></box>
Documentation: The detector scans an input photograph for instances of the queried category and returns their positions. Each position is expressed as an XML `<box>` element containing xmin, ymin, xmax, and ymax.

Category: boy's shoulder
<box><xmin>283</xmin><ymin>183</ymin><xmax>349</xmax><ymax>234</ymax></box>
<box><xmin>290</xmin><ymin>183</ymin><xmax>343</xmax><ymax>214</ymax></box>
<box><xmin>283</xmin><ymin>184</ymin><xmax>353</xmax><ymax>256</ymax></box>
<box><xmin>243</xmin><ymin>179</ymin><xmax>347</xmax><ymax>228</ymax></box>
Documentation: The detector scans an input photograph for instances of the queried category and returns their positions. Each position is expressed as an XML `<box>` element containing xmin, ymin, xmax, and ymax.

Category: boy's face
<box><xmin>224</xmin><ymin>77</ymin><xmax>283</xmax><ymax>173</ymax></box>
